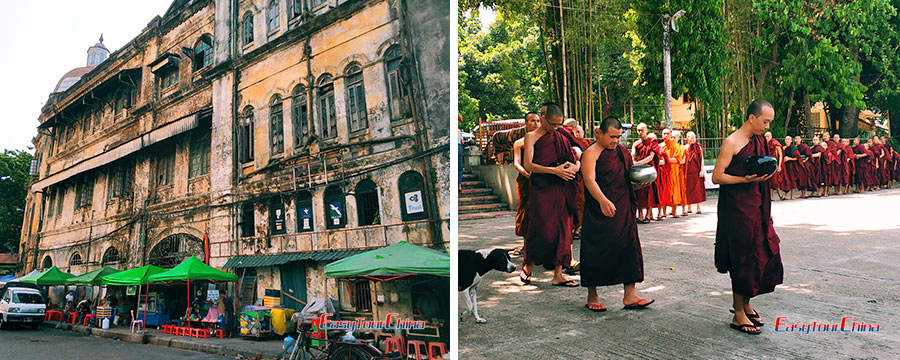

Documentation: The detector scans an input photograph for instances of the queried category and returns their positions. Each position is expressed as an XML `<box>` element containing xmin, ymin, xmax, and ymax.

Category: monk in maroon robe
<box><xmin>893</xmin><ymin>148</ymin><xmax>900</xmax><ymax>184</ymax></box>
<box><xmin>764</xmin><ymin>132</ymin><xmax>785</xmax><ymax>199</ymax></box>
<box><xmin>523</xmin><ymin>103</ymin><xmax>580</xmax><ymax>286</ymax></box>
<box><xmin>865</xmin><ymin>140</ymin><xmax>877</xmax><ymax>190</ymax></box>
<box><xmin>841</xmin><ymin>139</ymin><xmax>854</xmax><ymax>192</ymax></box>
<box><xmin>713</xmin><ymin>99</ymin><xmax>783</xmax><ymax>335</ymax></box>
<box><xmin>781</xmin><ymin>136</ymin><xmax>801</xmax><ymax>198</ymax></box>
<box><xmin>685</xmin><ymin>131</ymin><xmax>706</xmax><ymax>212</ymax></box>
<box><xmin>580</xmin><ymin>116</ymin><xmax>652</xmax><ymax>312</ymax></box>
<box><xmin>808</xmin><ymin>136</ymin><xmax>825</xmax><ymax>196</ymax></box>
<box><xmin>513</xmin><ymin>112</ymin><xmax>541</xmax><ymax>259</ymax></box>
<box><xmin>632</xmin><ymin>124</ymin><xmax>659</xmax><ymax>223</ymax></box>
<box><xmin>831</xmin><ymin>134</ymin><xmax>849</xmax><ymax>194</ymax></box>
<box><xmin>793</xmin><ymin>136</ymin><xmax>811</xmax><ymax>198</ymax></box>
<box><xmin>852</xmin><ymin>138</ymin><xmax>868</xmax><ymax>192</ymax></box>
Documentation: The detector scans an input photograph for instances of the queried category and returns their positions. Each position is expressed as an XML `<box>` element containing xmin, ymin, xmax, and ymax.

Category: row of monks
<box><xmin>764</xmin><ymin>132</ymin><xmax>899</xmax><ymax>199</ymax></box>
<box><xmin>631</xmin><ymin>124</ymin><xmax>707</xmax><ymax>223</ymax></box>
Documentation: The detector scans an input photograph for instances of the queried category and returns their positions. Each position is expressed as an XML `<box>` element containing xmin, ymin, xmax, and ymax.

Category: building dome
<box><xmin>52</xmin><ymin>35</ymin><xmax>108</xmax><ymax>93</ymax></box>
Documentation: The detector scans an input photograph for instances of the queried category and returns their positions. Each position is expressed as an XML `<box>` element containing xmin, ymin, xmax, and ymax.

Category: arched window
<box><xmin>102</xmin><ymin>247</ymin><xmax>119</xmax><ymax>265</ymax></box>
<box><xmin>324</xmin><ymin>185</ymin><xmax>346</xmax><ymax>229</ymax></box>
<box><xmin>317</xmin><ymin>75</ymin><xmax>336</xmax><ymax>139</ymax></box>
<box><xmin>270</xmin><ymin>95</ymin><xmax>284</xmax><ymax>156</ymax></box>
<box><xmin>42</xmin><ymin>255</ymin><xmax>53</xmax><ymax>270</ymax></box>
<box><xmin>384</xmin><ymin>45</ymin><xmax>410</xmax><ymax>121</ymax></box>
<box><xmin>344</xmin><ymin>63</ymin><xmax>368</xmax><ymax>132</ymax></box>
<box><xmin>242</xmin><ymin>12</ymin><xmax>254</xmax><ymax>46</ymax></box>
<box><xmin>398</xmin><ymin>171</ymin><xmax>427</xmax><ymax>221</ymax></box>
<box><xmin>295</xmin><ymin>191</ymin><xmax>314</xmax><ymax>232</ymax></box>
<box><xmin>355</xmin><ymin>179</ymin><xmax>380</xmax><ymax>226</ymax></box>
<box><xmin>266</xmin><ymin>0</ymin><xmax>280</xmax><ymax>34</ymax></box>
<box><xmin>193</xmin><ymin>35</ymin><xmax>213</xmax><ymax>70</ymax></box>
<box><xmin>69</xmin><ymin>252</ymin><xmax>83</xmax><ymax>266</ymax></box>
<box><xmin>148</xmin><ymin>234</ymin><xmax>202</xmax><ymax>268</ymax></box>
<box><xmin>269</xmin><ymin>197</ymin><xmax>286</xmax><ymax>235</ymax></box>
<box><xmin>291</xmin><ymin>85</ymin><xmax>309</xmax><ymax>148</ymax></box>
<box><xmin>238</xmin><ymin>106</ymin><xmax>255</xmax><ymax>164</ymax></box>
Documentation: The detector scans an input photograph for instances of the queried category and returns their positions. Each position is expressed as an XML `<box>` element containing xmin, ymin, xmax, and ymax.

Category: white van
<box><xmin>0</xmin><ymin>282</ymin><xmax>46</xmax><ymax>329</ymax></box>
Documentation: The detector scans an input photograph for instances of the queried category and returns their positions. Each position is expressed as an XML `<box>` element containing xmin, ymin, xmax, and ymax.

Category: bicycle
<box><xmin>282</xmin><ymin>323</ymin><xmax>402</xmax><ymax>360</ymax></box>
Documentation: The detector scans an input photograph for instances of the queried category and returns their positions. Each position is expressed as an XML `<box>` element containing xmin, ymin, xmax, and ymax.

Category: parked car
<box><xmin>0</xmin><ymin>282</ymin><xmax>46</xmax><ymax>329</ymax></box>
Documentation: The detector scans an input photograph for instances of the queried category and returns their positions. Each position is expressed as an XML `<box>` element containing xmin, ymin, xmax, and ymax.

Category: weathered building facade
<box><xmin>19</xmin><ymin>0</ymin><xmax>449</xmax><ymax>320</ymax></box>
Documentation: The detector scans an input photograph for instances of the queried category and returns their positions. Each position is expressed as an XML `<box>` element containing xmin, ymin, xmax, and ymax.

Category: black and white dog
<box><xmin>458</xmin><ymin>248</ymin><xmax>517</xmax><ymax>323</ymax></box>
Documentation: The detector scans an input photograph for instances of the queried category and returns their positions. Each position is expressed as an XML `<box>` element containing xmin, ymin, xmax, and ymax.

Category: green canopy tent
<box><xmin>101</xmin><ymin>265</ymin><xmax>167</xmax><ymax>325</ymax></box>
<box><xmin>147</xmin><ymin>256</ymin><xmax>238</xmax><ymax>323</ymax></box>
<box><xmin>68</xmin><ymin>266</ymin><xmax>123</xmax><ymax>310</ymax></box>
<box><xmin>69</xmin><ymin>267</ymin><xmax>122</xmax><ymax>286</ymax></box>
<box><xmin>325</xmin><ymin>241</ymin><xmax>450</xmax><ymax>280</ymax></box>
<box><xmin>18</xmin><ymin>266</ymin><xmax>76</xmax><ymax>286</ymax></box>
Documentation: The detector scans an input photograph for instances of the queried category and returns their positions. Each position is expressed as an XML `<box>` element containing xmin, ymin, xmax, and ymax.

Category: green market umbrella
<box><xmin>148</xmin><ymin>256</ymin><xmax>237</xmax><ymax>321</ymax></box>
<box><xmin>68</xmin><ymin>267</ymin><xmax>122</xmax><ymax>286</ymax></box>
<box><xmin>100</xmin><ymin>265</ymin><xmax>166</xmax><ymax>285</ymax></box>
<box><xmin>18</xmin><ymin>266</ymin><xmax>76</xmax><ymax>286</ymax></box>
<box><xmin>325</xmin><ymin>241</ymin><xmax>450</xmax><ymax>279</ymax></box>
<box><xmin>147</xmin><ymin>256</ymin><xmax>237</xmax><ymax>282</ymax></box>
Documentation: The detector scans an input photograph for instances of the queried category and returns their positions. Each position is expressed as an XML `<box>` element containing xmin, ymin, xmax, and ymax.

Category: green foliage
<box><xmin>458</xmin><ymin>10</ymin><xmax>548</xmax><ymax>130</ymax></box>
<box><xmin>0</xmin><ymin>149</ymin><xmax>32</xmax><ymax>254</ymax></box>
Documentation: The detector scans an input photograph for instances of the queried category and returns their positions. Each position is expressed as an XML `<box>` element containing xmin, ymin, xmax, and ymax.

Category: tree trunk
<box><xmin>784</xmin><ymin>83</ymin><xmax>796</xmax><ymax>134</ymax></box>
<box><xmin>558</xmin><ymin>0</ymin><xmax>567</xmax><ymax>118</ymax></box>
<box><xmin>840</xmin><ymin>104</ymin><xmax>859</xmax><ymax>138</ymax></box>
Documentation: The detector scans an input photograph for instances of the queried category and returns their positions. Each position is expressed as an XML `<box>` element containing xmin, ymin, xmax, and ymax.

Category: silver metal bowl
<box><xmin>629</xmin><ymin>164</ymin><xmax>658</xmax><ymax>183</ymax></box>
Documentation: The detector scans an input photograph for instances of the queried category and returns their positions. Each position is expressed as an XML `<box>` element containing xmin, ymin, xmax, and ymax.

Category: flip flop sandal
<box><xmin>551</xmin><ymin>280</ymin><xmax>579</xmax><ymax>287</ymax></box>
<box><xmin>623</xmin><ymin>298</ymin><xmax>654</xmax><ymax>309</ymax></box>
<box><xmin>730</xmin><ymin>323</ymin><xmax>761</xmax><ymax>335</ymax></box>
<box><xmin>519</xmin><ymin>270</ymin><xmax>532</xmax><ymax>285</ymax></box>
<box><xmin>584</xmin><ymin>303</ymin><xmax>607</xmax><ymax>312</ymax></box>
<box><xmin>747</xmin><ymin>311</ymin><xmax>764</xmax><ymax>327</ymax></box>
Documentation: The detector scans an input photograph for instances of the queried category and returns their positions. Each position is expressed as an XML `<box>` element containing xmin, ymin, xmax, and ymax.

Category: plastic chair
<box><xmin>385</xmin><ymin>336</ymin><xmax>404</xmax><ymax>355</ymax></box>
<box><xmin>82</xmin><ymin>314</ymin><xmax>94</xmax><ymax>327</ymax></box>
<box><xmin>130</xmin><ymin>310</ymin><xmax>144</xmax><ymax>333</ymax></box>
<box><xmin>66</xmin><ymin>312</ymin><xmax>77</xmax><ymax>324</ymax></box>
<box><xmin>407</xmin><ymin>340</ymin><xmax>428</xmax><ymax>360</ymax></box>
<box><xmin>427</xmin><ymin>342</ymin><xmax>447</xmax><ymax>359</ymax></box>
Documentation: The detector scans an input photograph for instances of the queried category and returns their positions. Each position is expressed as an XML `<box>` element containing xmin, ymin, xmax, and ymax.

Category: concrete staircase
<box><xmin>459</xmin><ymin>171</ymin><xmax>515</xmax><ymax>220</ymax></box>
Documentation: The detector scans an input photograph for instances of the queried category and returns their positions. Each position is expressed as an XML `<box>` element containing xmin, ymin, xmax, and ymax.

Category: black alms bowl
<box><xmin>628</xmin><ymin>164</ymin><xmax>658</xmax><ymax>183</ymax></box>
<box><xmin>744</xmin><ymin>155</ymin><xmax>777</xmax><ymax>176</ymax></box>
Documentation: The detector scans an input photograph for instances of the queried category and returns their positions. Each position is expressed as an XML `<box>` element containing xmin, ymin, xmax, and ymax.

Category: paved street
<box><xmin>0</xmin><ymin>326</ymin><xmax>229</xmax><ymax>359</ymax></box>
<box><xmin>459</xmin><ymin>188</ymin><xmax>900</xmax><ymax>359</ymax></box>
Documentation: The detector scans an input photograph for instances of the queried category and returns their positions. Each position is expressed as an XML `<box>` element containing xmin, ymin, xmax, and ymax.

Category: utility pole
<box><xmin>663</xmin><ymin>10</ymin><xmax>686</xmax><ymax>130</ymax></box>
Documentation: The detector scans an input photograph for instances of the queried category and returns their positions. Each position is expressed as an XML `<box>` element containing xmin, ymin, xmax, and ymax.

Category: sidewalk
<box><xmin>40</xmin><ymin>320</ymin><xmax>285</xmax><ymax>359</ymax></box>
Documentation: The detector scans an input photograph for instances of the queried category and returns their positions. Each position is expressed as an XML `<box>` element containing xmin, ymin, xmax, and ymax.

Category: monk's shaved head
<box><xmin>542</xmin><ymin>103</ymin><xmax>564</xmax><ymax>119</ymax></box>
<box><xmin>747</xmin><ymin>99</ymin><xmax>773</xmax><ymax>121</ymax></box>
<box><xmin>595</xmin><ymin>116</ymin><xmax>623</xmax><ymax>149</ymax></box>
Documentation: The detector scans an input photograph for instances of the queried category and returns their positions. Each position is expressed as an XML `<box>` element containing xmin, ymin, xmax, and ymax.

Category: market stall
<box><xmin>101</xmin><ymin>265</ymin><xmax>167</xmax><ymax>327</ymax></box>
<box><xmin>147</xmin><ymin>256</ymin><xmax>238</xmax><ymax>336</ymax></box>
<box><xmin>324</xmin><ymin>241</ymin><xmax>450</xmax><ymax>349</ymax></box>
<box><xmin>66</xmin><ymin>267</ymin><xmax>122</xmax><ymax>326</ymax></box>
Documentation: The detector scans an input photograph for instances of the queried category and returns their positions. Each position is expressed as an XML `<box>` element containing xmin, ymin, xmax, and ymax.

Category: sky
<box><xmin>0</xmin><ymin>0</ymin><xmax>173</xmax><ymax>153</ymax></box>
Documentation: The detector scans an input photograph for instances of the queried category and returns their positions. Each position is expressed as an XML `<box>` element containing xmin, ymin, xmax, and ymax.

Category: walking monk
<box><xmin>651</xmin><ymin>133</ymin><xmax>672</xmax><ymax>221</ymax></box>
<box><xmin>685</xmin><ymin>131</ymin><xmax>706</xmax><ymax>213</ymax></box>
<box><xmin>632</xmin><ymin>123</ymin><xmax>660</xmax><ymax>223</ymax></box>
<box><xmin>712</xmin><ymin>99</ymin><xmax>784</xmax><ymax>335</ymax></box>
<box><xmin>764</xmin><ymin>132</ymin><xmax>784</xmax><ymax>200</ymax></box>
<box><xmin>522</xmin><ymin>103</ymin><xmax>580</xmax><ymax>287</ymax></box>
<box><xmin>664</xmin><ymin>129</ymin><xmax>687</xmax><ymax>216</ymax></box>
<box><xmin>794</xmin><ymin>135</ymin><xmax>812</xmax><ymax>198</ymax></box>
<box><xmin>580</xmin><ymin>116</ymin><xmax>653</xmax><ymax>312</ymax></box>
<box><xmin>513</xmin><ymin>112</ymin><xmax>541</xmax><ymax>258</ymax></box>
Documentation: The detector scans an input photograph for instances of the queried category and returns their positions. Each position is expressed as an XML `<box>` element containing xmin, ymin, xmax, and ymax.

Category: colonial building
<box><xmin>18</xmin><ymin>0</ymin><xmax>449</xmax><ymax>319</ymax></box>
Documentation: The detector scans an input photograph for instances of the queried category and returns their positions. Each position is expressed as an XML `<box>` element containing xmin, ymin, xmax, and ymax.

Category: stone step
<box><xmin>461</xmin><ymin>180</ymin><xmax>485</xmax><ymax>189</ymax></box>
<box><xmin>459</xmin><ymin>188</ymin><xmax>493</xmax><ymax>196</ymax></box>
<box><xmin>459</xmin><ymin>210</ymin><xmax>517</xmax><ymax>221</ymax></box>
<box><xmin>458</xmin><ymin>195</ymin><xmax>500</xmax><ymax>205</ymax></box>
<box><xmin>461</xmin><ymin>173</ymin><xmax>478</xmax><ymax>181</ymax></box>
<box><xmin>459</xmin><ymin>203</ymin><xmax>508</xmax><ymax>214</ymax></box>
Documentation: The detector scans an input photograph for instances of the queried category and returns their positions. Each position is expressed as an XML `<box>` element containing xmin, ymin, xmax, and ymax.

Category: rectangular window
<box><xmin>270</xmin><ymin>102</ymin><xmax>284</xmax><ymax>156</ymax></box>
<box><xmin>240</xmin><ymin>203</ymin><xmax>255</xmax><ymax>237</ymax></box>
<box><xmin>266</xmin><ymin>2</ymin><xmax>280</xmax><ymax>33</ymax></box>
<box><xmin>386</xmin><ymin>58</ymin><xmax>410</xmax><ymax>120</ymax></box>
<box><xmin>340</xmin><ymin>279</ymin><xmax>372</xmax><ymax>313</ymax></box>
<box><xmin>238</xmin><ymin>111</ymin><xmax>254</xmax><ymax>164</ymax></box>
<box><xmin>160</xmin><ymin>68</ymin><xmax>179</xmax><ymax>90</ymax></box>
<box><xmin>345</xmin><ymin>76</ymin><xmax>367</xmax><ymax>132</ymax></box>
<box><xmin>189</xmin><ymin>131</ymin><xmax>211</xmax><ymax>178</ymax></box>
<box><xmin>46</xmin><ymin>189</ymin><xmax>55</xmax><ymax>217</ymax></box>
<box><xmin>291</xmin><ymin>0</ymin><xmax>304</xmax><ymax>18</ymax></box>
<box><xmin>75</xmin><ymin>176</ymin><xmax>93</xmax><ymax>209</ymax></box>
<box><xmin>292</xmin><ymin>94</ymin><xmax>309</xmax><ymax>148</ymax></box>
<box><xmin>56</xmin><ymin>185</ymin><xmax>65</xmax><ymax>216</ymax></box>
<box><xmin>319</xmin><ymin>91</ymin><xmax>336</xmax><ymax>139</ymax></box>
<box><xmin>107</xmin><ymin>160</ymin><xmax>133</xmax><ymax>199</ymax></box>
<box><xmin>155</xmin><ymin>147</ymin><xmax>175</xmax><ymax>187</ymax></box>
<box><xmin>269</xmin><ymin>199</ymin><xmax>286</xmax><ymax>235</ymax></box>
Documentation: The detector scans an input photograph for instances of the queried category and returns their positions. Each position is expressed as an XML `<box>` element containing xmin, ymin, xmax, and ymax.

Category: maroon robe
<box><xmin>845</xmin><ymin>144</ymin><xmax>856</xmax><ymax>185</ymax></box>
<box><xmin>853</xmin><ymin>144</ymin><xmax>868</xmax><ymax>186</ymax></box>
<box><xmin>840</xmin><ymin>144</ymin><xmax>852</xmax><ymax>186</ymax></box>
<box><xmin>865</xmin><ymin>149</ymin><xmax>876</xmax><ymax>187</ymax></box>
<box><xmin>893</xmin><ymin>150</ymin><xmax>900</xmax><ymax>181</ymax></box>
<box><xmin>808</xmin><ymin>144</ymin><xmax>826</xmax><ymax>191</ymax></box>
<box><xmin>634</xmin><ymin>139</ymin><xmax>660</xmax><ymax>208</ymax></box>
<box><xmin>782</xmin><ymin>145</ymin><xmax>803</xmax><ymax>191</ymax></box>
<box><xmin>715</xmin><ymin>134</ymin><xmax>784</xmax><ymax>297</ymax></box>
<box><xmin>796</xmin><ymin>143</ymin><xmax>812</xmax><ymax>191</ymax></box>
<box><xmin>525</xmin><ymin>128</ymin><xmax>579</xmax><ymax>269</ymax></box>
<box><xmin>685</xmin><ymin>143</ymin><xmax>707</xmax><ymax>204</ymax></box>
<box><xmin>823</xmin><ymin>143</ymin><xmax>838</xmax><ymax>187</ymax></box>
<box><xmin>515</xmin><ymin>147</ymin><xmax>529</xmax><ymax>237</ymax></box>
<box><xmin>580</xmin><ymin>144</ymin><xmax>643</xmax><ymax>287</ymax></box>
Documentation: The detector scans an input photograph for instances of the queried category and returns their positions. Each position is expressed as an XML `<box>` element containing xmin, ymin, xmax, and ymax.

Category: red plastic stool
<box><xmin>213</xmin><ymin>329</ymin><xmax>226</xmax><ymax>338</ymax></box>
<box><xmin>407</xmin><ymin>340</ymin><xmax>427</xmax><ymax>360</ymax></box>
<box><xmin>427</xmin><ymin>342</ymin><xmax>447</xmax><ymax>359</ymax></box>
<box><xmin>66</xmin><ymin>312</ymin><xmax>77</xmax><ymax>324</ymax></box>
<box><xmin>384</xmin><ymin>336</ymin><xmax>404</xmax><ymax>355</ymax></box>
<box><xmin>160</xmin><ymin>325</ymin><xmax>170</xmax><ymax>334</ymax></box>
<box><xmin>82</xmin><ymin>314</ymin><xmax>93</xmax><ymax>327</ymax></box>
<box><xmin>176</xmin><ymin>327</ymin><xmax>186</xmax><ymax>336</ymax></box>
